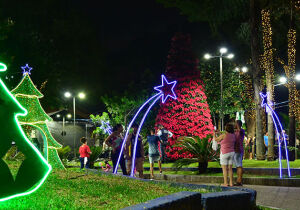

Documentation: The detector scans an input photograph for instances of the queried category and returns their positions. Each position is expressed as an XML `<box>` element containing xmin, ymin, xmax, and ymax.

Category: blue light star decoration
<box><xmin>154</xmin><ymin>75</ymin><xmax>177</xmax><ymax>103</ymax></box>
<box><xmin>21</xmin><ymin>64</ymin><xmax>33</xmax><ymax>75</ymax></box>
<box><xmin>99</xmin><ymin>120</ymin><xmax>112</xmax><ymax>135</ymax></box>
<box><xmin>260</xmin><ymin>92</ymin><xmax>273</xmax><ymax>114</ymax></box>
<box><xmin>114</xmin><ymin>74</ymin><xmax>177</xmax><ymax>176</ymax></box>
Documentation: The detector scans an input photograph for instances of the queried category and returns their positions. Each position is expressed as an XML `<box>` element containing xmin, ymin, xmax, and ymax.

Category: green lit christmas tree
<box><xmin>0</xmin><ymin>62</ymin><xmax>51</xmax><ymax>201</ymax></box>
<box><xmin>11</xmin><ymin>64</ymin><xmax>64</xmax><ymax>169</ymax></box>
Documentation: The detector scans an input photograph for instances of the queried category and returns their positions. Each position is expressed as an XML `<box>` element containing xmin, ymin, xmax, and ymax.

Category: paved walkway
<box><xmin>243</xmin><ymin>185</ymin><xmax>300</xmax><ymax>210</ymax></box>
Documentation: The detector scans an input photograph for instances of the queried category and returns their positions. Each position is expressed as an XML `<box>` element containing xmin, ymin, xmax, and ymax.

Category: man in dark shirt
<box><xmin>157</xmin><ymin>125</ymin><xmax>173</xmax><ymax>163</ymax></box>
<box><xmin>125</xmin><ymin>123</ymin><xmax>144</xmax><ymax>178</ymax></box>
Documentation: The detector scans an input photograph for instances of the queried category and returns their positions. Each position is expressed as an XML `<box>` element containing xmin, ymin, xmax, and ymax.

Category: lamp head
<box><xmin>64</xmin><ymin>92</ymin><xmax>72</xmax><ymax>98</ymax></box>
<box><xmin>227</xmin><ymin>53</ymin><xmax>234</xmax><ymax>59</ymax></box>
<box><xmin>279</xmin><ymin>77</ymin><xmax>287</xmax><ymax>84</ymax></box>
<box><xmin>220</xmin><ymin>47</ymin><xmax>228</xmax><ymax>54</ymax></box>
<box><xmin>242</xmin><ymin>67</ymin><xmax>248</xmax><ymax>73</ymax></box>
<box><xmin>204</xmin><ymin>53</ymin><xmax>211</xmax><ymax>59</ymax></box>
<box><xmin>78</xmin><ymin>92</ymin><xmax>86</xmax><ymax>99</ymax></box>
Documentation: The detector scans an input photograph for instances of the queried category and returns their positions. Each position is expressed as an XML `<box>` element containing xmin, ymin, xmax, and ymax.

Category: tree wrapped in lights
<box><xmin>11</xmin><ymin>64</ymin><xmax>64</xmax><ymax>169</ymax></box>
<box><xmin>155</xmin><ymin>33</ymin><xmax>214</xmax><ymax>159</ymax></box>
<box><xmin>261</xmin><ymin>9</ymin><xmax>275</xmax><ymax>160</ymax></box>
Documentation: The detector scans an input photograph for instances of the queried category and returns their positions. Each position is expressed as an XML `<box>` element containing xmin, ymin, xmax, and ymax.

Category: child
<box><xmin>100</xmin><ymin>160</ymin><xmax>112</xmax><ymax>172</ymax></box>
<box><xmin>147</xmin><ymin>129</ymin><xmax>162</xmax><ymax>180</ymax></box>
<box><xmin>79</xmin><ymin>137</ymin><xmax>92</xmax><ymax>169</ymax></box>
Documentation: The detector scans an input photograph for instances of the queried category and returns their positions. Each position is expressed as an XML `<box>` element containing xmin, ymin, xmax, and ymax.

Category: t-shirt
<box><xmin>110</xmin><ymin>135</ymin><xmax>123</xmax><ymax>151</ymax></box>
<box><xmin>264</xmin><ymin>135</ymin><xmax>268</xmax><ymax>147</ymax></box>
<box><xmin>235</xmin><ymin>129</ymin><xmax>245</xmax><ymax>153</ymax></box>
<box><xmin>147</xmin><ymin>135</ymin><xmax>160</xmax><ymax>156</ymax></box>
<box><xmin>79</xmin><ymin>144</ymin><xmax>91</xmax><ymax>158</ymax></box>
<box><xmin>220</xmin><ymin>133</ymin><xmax>236</xmax><ymax>154</ymax></box>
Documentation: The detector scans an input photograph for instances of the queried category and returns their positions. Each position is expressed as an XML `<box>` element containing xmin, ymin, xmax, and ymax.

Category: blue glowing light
<box><xmin>260</xmin><ymin>92</ymin><xmax>291</xmax><ymax>178</ymax></box>
<box><xmin>113</xmin><ymin>75</ymin><xmax>177</xmax><ymax>175</ymax></box>
<box><xmin>154</xmin><ymin>75</ymin><xmax>177</xmax><ymax>103</ymax></box>
<box><xmin>100</xmin><ymin>120</ymin><xmax>112</xmax><ymax>135</ymax></box>
<box><xmin>21</xmin><ymin>64</ymin><xmax>33</xmax><ymax>75</ymax></box>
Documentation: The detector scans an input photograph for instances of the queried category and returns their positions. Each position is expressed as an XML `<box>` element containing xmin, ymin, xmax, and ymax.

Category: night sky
<box><xmin>2</xmin><ymin>0</ymin><xmax>299</xmax><ymax>116</ymax></box>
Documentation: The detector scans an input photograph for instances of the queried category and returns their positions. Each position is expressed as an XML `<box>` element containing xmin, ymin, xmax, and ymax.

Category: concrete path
<box><xmin>240</xmin><ymin>185</ymin><xmax>300</xmax><ymax>210</ymax></box>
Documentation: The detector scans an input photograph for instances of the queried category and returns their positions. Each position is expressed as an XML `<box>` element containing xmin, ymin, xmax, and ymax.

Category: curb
<box><xmin>152</xmin><ymin>173</ymin><xmax>300</xmax><ymax>187</ymax></box>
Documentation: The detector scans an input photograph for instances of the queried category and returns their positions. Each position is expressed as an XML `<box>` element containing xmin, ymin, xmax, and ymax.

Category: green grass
<box><xmin>1</xmin><ymin>168</ymin><xmax>217</xmax><ymax>209</ymax></box>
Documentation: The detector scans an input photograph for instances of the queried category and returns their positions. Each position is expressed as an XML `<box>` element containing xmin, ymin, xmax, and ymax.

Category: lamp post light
<box><xmin>64</xmin><ymin>91</ymin><xmax>86</xmax><ymax>158</ymax></box>
<box><xmin>274</xmin><ymin>75</ymin><xmax>300</xmax><ymax>87</ymax></box>
<box><xmin>204</xmin><ymin>47</ymin><xmax>234</xmax><ymax>131</ymax></box>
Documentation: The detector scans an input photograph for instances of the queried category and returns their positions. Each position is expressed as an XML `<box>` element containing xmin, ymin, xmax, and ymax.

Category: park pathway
<box><xmin>243</xmin><ymin>185</ymin><xmax>300</xmax><ymax>210</ymax></box>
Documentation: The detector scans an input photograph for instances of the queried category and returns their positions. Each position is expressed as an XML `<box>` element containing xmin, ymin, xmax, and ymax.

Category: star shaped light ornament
<box><xmin>259</xmin><ymin>92</ymin><xmax>273</xmax><ymax>114</ymax></box>
<box><xmin>21</xmin><ymin>64</ymin><xmax>33</xmax><ymax>75</ymax></box>
<box><xmin>154</xmin><ymin>74</ymin><xmax>177</xmax><ymax>103</ymax></box>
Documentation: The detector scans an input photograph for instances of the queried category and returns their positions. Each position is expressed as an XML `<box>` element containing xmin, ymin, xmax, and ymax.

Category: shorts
<box><xmin>127</xmin><ymin>157</ymin><xmax>143</xmax><ymax>172</ymax></box>
<box><xmin>233</xmin><ymin>152</ymin><xmax>243</xmax><ymax>167</ymax></box>
<box><xmin>149</xmin><ymin>155</ymin><xmax>160</xmax><ymax>164</ymax></box>
<box><xmin>220</xmin><ymin>152</ymin><xmax>235</xmax><ymax>166</ymax></box>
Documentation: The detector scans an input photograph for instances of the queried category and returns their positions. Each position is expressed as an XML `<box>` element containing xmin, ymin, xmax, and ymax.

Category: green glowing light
<box><xmin>0</xmin><ymin>62</ymin><xmax>51</xmax><ymax>202</ymax></box>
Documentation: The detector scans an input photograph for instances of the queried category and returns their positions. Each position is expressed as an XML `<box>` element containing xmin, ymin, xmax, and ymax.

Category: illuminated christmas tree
<box><xmin>155</xmin><ymin>33</ymin><xmax>214</xmax><ymax>159</ymax></box>
<box><xmin>11</xmin><ymin>64</ymin><xmax>64</xmax><ymax>169</ymax></box>
<box><xmin>0</xmin><ymin>62</ymin><xmax>51</xmax><ymax>201</ymax></box>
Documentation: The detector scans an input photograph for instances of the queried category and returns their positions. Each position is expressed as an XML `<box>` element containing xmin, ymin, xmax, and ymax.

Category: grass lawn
<box><xmin>1</xmin><ymin>168</ymin><xmax>217</xmax><ymax>209</ymax></box>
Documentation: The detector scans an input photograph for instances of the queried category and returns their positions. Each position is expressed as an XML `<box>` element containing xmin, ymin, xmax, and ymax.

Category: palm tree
<box><xmin>172</xmin><ymin>135</ymin><xmax>219</xmax><ymax>174</ymax></box>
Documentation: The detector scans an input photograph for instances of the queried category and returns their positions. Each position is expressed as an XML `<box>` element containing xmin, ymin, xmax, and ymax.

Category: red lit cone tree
<box><xmin>155</xmin><ymin>33</ymin><xmax>214</xmax><ymax>159</ymax></box>
<box><xmin>11</xmin><ymin>64</ymin><xmax>64</xmax><ymax>169</ymax></box>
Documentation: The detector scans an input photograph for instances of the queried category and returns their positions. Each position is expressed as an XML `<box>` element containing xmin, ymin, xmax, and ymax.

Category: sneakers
<box><xmin>159</xmin><ymin>171</ymin><xmax>163</xmax><ymax>174</ymax></box>
<box><xmin>234</xmin><ymin>182</ymin><xmax>243</xmax><ymax>186</ymax></box>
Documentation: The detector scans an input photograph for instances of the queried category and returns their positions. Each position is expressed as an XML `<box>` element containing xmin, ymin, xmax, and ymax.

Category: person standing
<box><xmin>79</xmin><ymin>137</ymin><xmax>92</xmax><ymax>169</ymax></box>
<box><xmin>147</xmin><ymin>129</ymin><xmax>163</xmax><ymax>179</ymax></box>
<box><xmin>264</xmin><ymin>132</ymin><xmax>268</xmax><ymax>154</ymax></box>
<box><xmin>125</xmin><ymin>123</ymin><xmax>144</xmax><ymax>178</ymax></box>
<box><xmin>214</xmin><ymin>123</ymin><xmax>236</xmax><ymax>187</ymax></box>
<box><xmin>105</xmin><ymin>124</ymin><xmax>127</xmax><ymax>175</ymax></box>
<box><xmin>157</xmin><ymin>125</ymin><xmax>173</xmax><ymax>163</ymax></box>
<box><xmin>233</xmin><ymin>120</ymin><xmax>245</xmax><ymax>186</ymax></box>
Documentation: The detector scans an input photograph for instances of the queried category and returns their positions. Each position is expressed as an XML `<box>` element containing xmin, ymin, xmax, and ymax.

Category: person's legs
<box><xmin>150</xmin><ymin>162</ymin><xmax>154</xmax><ymax>179</ymax></box>
<box><xmin>85</xmin><ymin>158</ymin><xmax>90</xmax><ymax>169</ymax></box>
<box><xmin>161</xmin><ymin>145</ymin><xmax>166</xmax><ymax>163</ymax></box>
<box><xmin>120</xmin><ymin>155</ymin><xmax>128</xmax><ymax>175</ymax></box>
<box><xmin>236</xmin><ymin>167</ymin><xmax>243</xmax><ymax>183</ymax></box>
<box><xmin>158</xmin><ymin>160</ymin><xmax>162</xmax><ymax>173</ymax></box>
<box><xmin>80</xmin><ymin>157</ymin><xmax>84</xmax><ymax>169</ymax></box>
<box><xmin>126</xmin><ymin>160</ymin><xmax>132</xmax><ymax>175</ymax></box>
<box><xmin>136</xmin><ymin>157</ymin><xmax>143</xmax><ymax>178</ymax></box>
<box><xmin>221</xmin><ymin>165</ymin><xmax>228</xmax><ymax>186</ymax></box>
<box><xmin>228</xmin><ymin>165</ymin><xmax>233</xmax><ymax>186</ymax></box>
<box><xmin>111</xmin><ymin>152</ymin><xmax>117</xmax><ymax>172</ymax></box>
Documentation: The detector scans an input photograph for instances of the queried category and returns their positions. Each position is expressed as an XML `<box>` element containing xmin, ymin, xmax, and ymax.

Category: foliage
<box><xmin>89</xmin><ymin>146</ymin><xmax>103</xmax><ymax>168</ymax></box>
<box><xmin>0</xmin><ymin>169</ymin><xmax>215</xmax><ymax>209</ymax></box>
<box><xmin>173</xmin><ymin>135</ymin><xmax>219</xmax><ymax>173</ymax></box>
<box><xmin>156</xmin><ymin>33</ymin><xmax>214</xmax><ymax>159</ymax></box>
<box><xmin>57</xmin><ymin>146</ymin><xmax>72</xmax><ymax>164</ymax></box>
<box><xmin>199</xmin><ymin>61</ymin><xmax>250</xmax><ymax>117</ymax></box>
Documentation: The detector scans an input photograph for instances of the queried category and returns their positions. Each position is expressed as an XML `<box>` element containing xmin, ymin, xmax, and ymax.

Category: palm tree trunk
<box><xmin>250</xmin><ymin>0</ymin><xmax>265</xmax><ymax>160</ymax></box>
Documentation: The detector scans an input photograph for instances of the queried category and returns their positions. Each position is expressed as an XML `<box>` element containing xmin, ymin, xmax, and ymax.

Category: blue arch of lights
<box><xmin>260</xmin><ymin>92</ymin><xmax>291</xmax><ymax>178</ymax></box>
<box><xmin>113</xmin><ymin>75</ymin><xmax>177</xmax><ymax>176</ymax></box>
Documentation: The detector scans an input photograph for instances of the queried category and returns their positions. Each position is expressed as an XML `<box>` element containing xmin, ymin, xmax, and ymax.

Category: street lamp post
<box><xmin>204</xmin><ymin>48</ymin><xmax>234</xmax><ymax>131</ymax></box>
<box><xmin>64</xmin><ymin>91</ymin><xmax>86</xmax><ymax>158</ymax></box>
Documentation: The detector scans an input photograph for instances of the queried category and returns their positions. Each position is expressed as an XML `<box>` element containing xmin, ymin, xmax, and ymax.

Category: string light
<box><xmin>11</xmin><ymin>69</ymin><xmax>65</xmax><ymax>170</ymax></box>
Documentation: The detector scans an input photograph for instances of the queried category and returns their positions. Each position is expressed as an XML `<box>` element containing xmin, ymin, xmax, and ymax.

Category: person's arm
<box><xmin>168</xmin><ymin>130</ymin><xmax>173</xmax><ymax>138</ymax></box>
<box><xmin>104</xmin><ymin>133</ymin><xmax>114</xmax><ymax>147</ymax></box>
<box><xmin>87</xmin><ymin>145</ymin><xmax>92</xmax><ymax>154</ymax></box>
<box><xmin>215</xmin><ymin>133</ymin><xmax>225</xmax><ymax>142</ymax></box>
<box><xmin>157</xmin><ymin>130</ymin><xmax>162</xmax><ymax>137</ymax></box>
